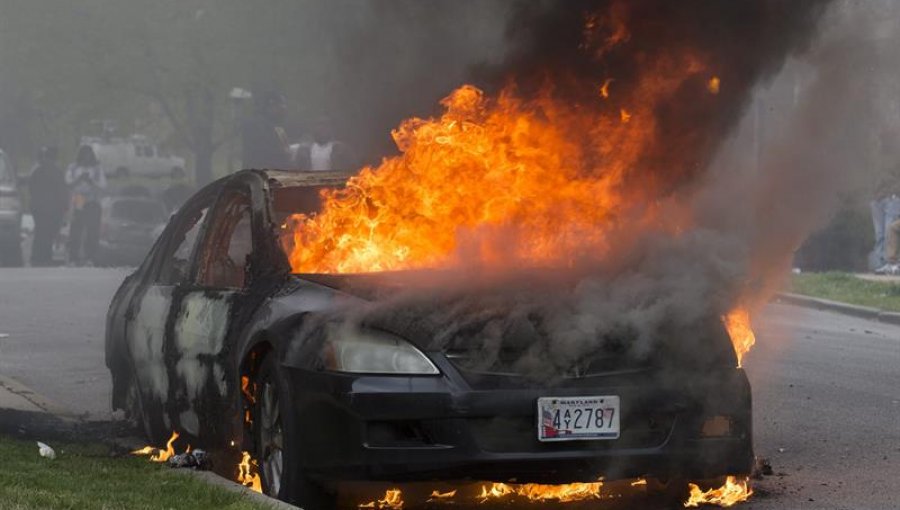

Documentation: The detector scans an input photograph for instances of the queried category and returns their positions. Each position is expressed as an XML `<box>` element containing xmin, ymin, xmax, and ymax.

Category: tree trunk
<box><xmin>194</xmin><ymin>145</ymin><xmax>214</xmax><ymax>185</ymax></box>
<box><xmin>187</xmin><ymin>85</ymin><xmax>217</xmax><ymax>185</ymax></box>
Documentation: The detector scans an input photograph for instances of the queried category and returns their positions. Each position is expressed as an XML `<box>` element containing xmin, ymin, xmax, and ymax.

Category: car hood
<box><xmin>294</xmin><ymin>271</ymin><xmax>737</xmax><ymax>380</ymax></box>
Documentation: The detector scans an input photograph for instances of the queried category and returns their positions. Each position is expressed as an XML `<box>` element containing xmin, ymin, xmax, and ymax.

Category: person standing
<box><xmin>66</xmin><ymin>145</ymin><xmax>106</xmax><ymax>265</ymax></box>
<box><xmin>28</xmin><ymin>146</ymin><xmax>68</xmax><ymax>265</ymax></box>
<box><xmin>241</xmin><ymin>90</ymin><xmax>292</xmax><ymax>170</ymax></box>
<box><xmin>883</xmin><ymin>215</ymin><xmax>900</xmax><ymax>274</ymax></box>
<box><xmin>292</xmin><ymin>116</ymin><xmax>354</xmax><ymax>171</ymax></box>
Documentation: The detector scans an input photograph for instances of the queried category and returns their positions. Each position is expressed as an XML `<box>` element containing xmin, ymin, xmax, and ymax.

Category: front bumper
<box><xmin>286</xmin><ymin>357</ymin><xmax>753</xmax><ymax>485</ymax></box>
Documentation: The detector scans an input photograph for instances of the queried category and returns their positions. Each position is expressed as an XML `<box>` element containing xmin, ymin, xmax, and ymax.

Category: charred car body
<box><xmin>105</xmin><ymin>169</ymin><xmax>753</xmax><ymax>507</ymax></box>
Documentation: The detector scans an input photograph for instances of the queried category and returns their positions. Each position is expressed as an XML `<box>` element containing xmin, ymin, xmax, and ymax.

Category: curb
<box><xmin>171</xmin><ymin>470</ymin><xmax>302</xmax><ymax>510</ymax></box>
<box><xmin>775</xmin><ymin>292</ymin><xmax>900</xmax><ymax>326</ymax></box>
<box><xmin>0</xmin><ymin>379</ymin><xmax>298</xmax><ymax>509</ymax></box>
<box><xmin>0</xmin><ymin>375</ymin><xmax>80</xmax><ymax>419</ymax></box>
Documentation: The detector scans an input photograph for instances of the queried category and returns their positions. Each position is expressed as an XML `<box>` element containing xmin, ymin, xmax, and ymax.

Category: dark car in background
<box><xmin>105</xmin><ymin>169</ymin><xmax>753</xmax><ymax>508</ymax></box>
<box><xmin>95</xmin><ymin>196</ymin><xmax>167</xmax><ymax>267</ymax></box>
<box><xmin>0</xmin><ymin>149</ymin><xmax>23</xmax><ymax>267</ymax></box>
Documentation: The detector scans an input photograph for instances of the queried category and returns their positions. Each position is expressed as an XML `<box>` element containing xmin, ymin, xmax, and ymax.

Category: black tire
<box><xmin>120</xmin><ymin>371</ymin><xmax>167</xmax><ymax>444</ymax></box>
<box><xmin>253</xmin><ymin>354</ymin><xmax>335</xmax><ymax>508</ymax></box>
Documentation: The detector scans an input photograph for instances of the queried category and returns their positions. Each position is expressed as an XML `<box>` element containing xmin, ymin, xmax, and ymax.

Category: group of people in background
<box><xmin>29</xmin><ymin>145</ymin><xmax>107</xmax><ymax>266</ymax></box>
<box><xmin>24</xmin><ymin>89</ymin><xmax>347</xmax><ymax>267</ymax></box>
<box><xmin>241</xmin><ymin>90</ymin><xmax>353</xmax><ymax>172</ymax></box>
<box><xmin>871</xmin><ymin>178</ymin><xmax>900</xmax><ymax>275</ymax></box>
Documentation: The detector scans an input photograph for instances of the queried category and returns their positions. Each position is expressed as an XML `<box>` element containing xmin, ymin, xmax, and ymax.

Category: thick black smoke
<box><xmin>483</xmin><ymin>0</ymin><xmax>831</xmax><ymax>193</ymax></box>
<box><xmin>320</xmin><ymin>0</ymin><xmax>844</xmax><ymax>382</ymax></box>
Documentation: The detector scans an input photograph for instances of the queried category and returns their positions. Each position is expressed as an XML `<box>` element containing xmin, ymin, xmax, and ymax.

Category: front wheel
<box><xmin>253</xmin><ymin>354</ymin><xmax>335</xmax><ymax>508</ymax></box>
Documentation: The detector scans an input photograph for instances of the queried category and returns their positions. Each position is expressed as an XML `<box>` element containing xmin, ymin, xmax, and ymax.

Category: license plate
<box><xmin>537</xmin><ymin>396</ymin><xmax>620</xmax><ymax>441</ymax></box>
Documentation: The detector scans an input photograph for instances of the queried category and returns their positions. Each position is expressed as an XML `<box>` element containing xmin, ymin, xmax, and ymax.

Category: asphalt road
<box><xmin>0</xmin><ymin>267</ymin><xmax>897</xmax><ymax>509</ymax></box>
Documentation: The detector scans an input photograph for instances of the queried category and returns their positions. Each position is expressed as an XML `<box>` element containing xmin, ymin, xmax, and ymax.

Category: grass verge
<box><xmin>791</xmin><ymin>272</ymin><xmax>900</xmax><ymax>312</ymax></box>
<box><xmin>0</xmin><ymin>435</ymin><xmax>270</xmax><ymax>510</ymax></box>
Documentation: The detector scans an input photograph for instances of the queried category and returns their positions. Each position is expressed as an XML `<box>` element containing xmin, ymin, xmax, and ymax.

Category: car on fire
<box><xmin>105</xmin><ymin>169</ymin><xmax>754</xmax><ymax>507</ymax></box>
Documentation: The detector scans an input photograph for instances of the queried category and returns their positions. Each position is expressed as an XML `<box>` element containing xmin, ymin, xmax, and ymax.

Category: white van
<box><xmin>82</xmin><ymin>135</ymin><xmax>186</xmax><ymax>179</ymax></box>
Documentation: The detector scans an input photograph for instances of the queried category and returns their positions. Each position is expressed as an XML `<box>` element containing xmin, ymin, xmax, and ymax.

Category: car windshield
<box><xmin>110</xmin><ymin>200</ymin><xmax>165</xmax><ymax>224</ymax></box>
<box><xmin>272</xmin><ymin>186</ymin><xmax>331</xmax><ymax>269</ymax></box>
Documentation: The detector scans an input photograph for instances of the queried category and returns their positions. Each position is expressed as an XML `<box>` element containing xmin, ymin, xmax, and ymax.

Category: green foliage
<box><xmin>792</xmin><ymin>272</ymin><xmax>900</xmax><ymax>312</ymax></box>
<box><xmin>794</xmin><ymin>203</ymin><xmax>874</xmax><ymax>272</ymax></box>
<box><xmin>0</xmin><ymin>436</ymin><xmax>270</xmax><ymax>510</ymax></box>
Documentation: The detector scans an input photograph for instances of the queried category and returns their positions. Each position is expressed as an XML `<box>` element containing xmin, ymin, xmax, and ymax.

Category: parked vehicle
<box><xmin>105</xmin><ymin>169</ymin><xmax>753</xmax><ymax>508</ymax></box>
<box><xmin>82</xmin><ymin>135</ymin><xmax>185</xmax><ymax>179</ymax></box>
<box><xmin>95</xmin><ymin>196</ymin><xmax>167</xmax><ymax>267</ymax></box>
<box><xmin>0</xmin><ymin>149</ymin><xmax>23</xmax><ymax>266</ymax></box>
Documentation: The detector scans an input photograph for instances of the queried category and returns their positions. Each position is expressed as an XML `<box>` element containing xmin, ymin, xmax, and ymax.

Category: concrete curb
<box><xmin>172</xmin><ymin>469</ymin><xmax>302</xmax><ymax>510</ymax></box>
<box><xmin>0</xmin><ymin>375</ymin><xmax>80</xmax><ymax>419</ymax></box>
<box><xmin>0</xmin><ymin>378</ymin><xmax>298</xmax><ymax>509</ymax></box>
<box><xmin>775</xmin><ymin>292</ymin><xmax>900</xmax><ymax>326</ymax></box>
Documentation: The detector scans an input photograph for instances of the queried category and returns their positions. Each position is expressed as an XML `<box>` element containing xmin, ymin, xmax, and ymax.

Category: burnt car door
<box><xmin>124</xmin><ymin>191</ymin><xmax>214</xmax><ymax>439</ymax></box>
<box><xmin>167</xmin><ymin>183</ymin><xmax>262</xmax><ymax>442</ymax></box>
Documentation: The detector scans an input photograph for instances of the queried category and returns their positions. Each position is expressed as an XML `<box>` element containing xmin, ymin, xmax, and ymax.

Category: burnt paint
<box><xmin>106</xmin><ymin>170</ymin><xmax>359</xmax><ymax>448</ymax></box>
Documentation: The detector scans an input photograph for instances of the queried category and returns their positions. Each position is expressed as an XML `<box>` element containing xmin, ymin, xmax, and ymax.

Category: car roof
<box><xmin>107</xmin><ymin>196</ymin><xmax>163</xmax><ymax>204</ymax></box>
<box><xmin>260</xmin><ymin>169</ymin><xmax>355</xmax><ymax>189</ymax></box>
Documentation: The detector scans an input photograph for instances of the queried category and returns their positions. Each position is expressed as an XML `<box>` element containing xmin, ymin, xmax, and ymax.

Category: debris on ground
<box><xmin>753</xmin><ymin>457</ymin><xmax>774</xmax><ymax>479</ymax></box>
<box><xmin>166</xmin><ymin>449</ymin><xmax>212</xmax><ymax>471</ymax></box>
<box><xmin>37</xmin><ymin>441</ymin><xmax>56</xmax><ymax>459</ymax></box>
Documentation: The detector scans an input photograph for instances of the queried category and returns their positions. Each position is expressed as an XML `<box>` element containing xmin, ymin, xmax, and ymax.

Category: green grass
<box><xmin>792</xmin><ymin>272</ymin><xmax>900</xmax><ymax>312</ymax></box>
<box><xmin>0</xmin><ymin>436</ymin><xmax>270</xmax><ymax>510</ymax></box>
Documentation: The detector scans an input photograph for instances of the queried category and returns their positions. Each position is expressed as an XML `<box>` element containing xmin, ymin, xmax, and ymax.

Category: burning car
<box><xmin>106</xmin><ymin>169</ymin><xmax>753</xmax><ymax>508</ymax></box>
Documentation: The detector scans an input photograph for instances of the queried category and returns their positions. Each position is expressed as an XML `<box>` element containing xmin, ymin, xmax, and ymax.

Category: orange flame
<box><xmin>723</xmin><ymin>308</ymin><xmax>756</xmax><ymax>367</ymax></box>
<box><xmin>684</xmin><ymin>476</ymin><xmax>753</xmax><ymax>507</ymax></box>
<box><xmin>359</xmin><ymin>488</ymin><xmax>404</xmax><ymax>509</ymax></box>
<box><xmin>288</xmin><ymin>50</ymin><xmax>712</xmax><ymax>276</ymax></box>
<box><xmin>240</xmin><ymin>375</ymin><xmax>256</xmax><ymax>404</ymax></box>
<box><xmin>237</xmin><ymin>451</ymin><xmax>262</xmax><ymax>493</ymax></box>
<box><xmin>427</xmin><ymin>489</ymin><xmax>457</xmax><ymax>502</ymax></box>
<box><xmin>131</xmin><ymin>431</ymin><xmax>179</xmax><ymax>463</ymax></box>
<box><xmin>599</xmin><ymin>78</ymin><xmax>614</xmax><ymax>98</ymax></box>
<box><xmin>478</xmin><ymin>481</ymin><xmax>603</xmax><ymax>503</ymax></box>
<box><xmin>707</xmin><ymin>76</ymin><xmax>721</xmax><ymax>94</ymax></box>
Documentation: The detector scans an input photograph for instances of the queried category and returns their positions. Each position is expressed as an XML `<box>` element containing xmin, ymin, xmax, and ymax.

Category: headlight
<box><xmin>322</xmin><ymin>324</ymin><xmax>439</xmax><ymax>375</ymax></box>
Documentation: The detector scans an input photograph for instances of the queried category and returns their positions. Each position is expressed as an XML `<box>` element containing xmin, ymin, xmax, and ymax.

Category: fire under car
<box><xmin>105</xmin><ymin>169</ymin><xmax>753</xmax><ymax>508</ymax></box>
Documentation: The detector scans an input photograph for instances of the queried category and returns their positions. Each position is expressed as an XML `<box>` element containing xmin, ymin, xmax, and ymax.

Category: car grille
<box><xmin>466</xmin><ymin>413</ymin><xmax>675</xmax><ymax>453</ymax></box>
<box><xmin>444</xmin><ymin>348</ymin><xmax>655</xmax><ymax>386</ymax></box>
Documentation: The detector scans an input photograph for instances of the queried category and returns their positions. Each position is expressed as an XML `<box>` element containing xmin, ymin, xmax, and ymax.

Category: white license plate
<box><xmin>537</xmin><ymin>396</ymin><xmax>620</xmax><ymax>442</ymax></box>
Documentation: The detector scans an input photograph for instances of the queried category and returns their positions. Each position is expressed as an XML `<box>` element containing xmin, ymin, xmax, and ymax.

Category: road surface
<box><xmin>0</xmin><ymin>267</ymin><xmax>897</xmax><ymax>509</ymax></box>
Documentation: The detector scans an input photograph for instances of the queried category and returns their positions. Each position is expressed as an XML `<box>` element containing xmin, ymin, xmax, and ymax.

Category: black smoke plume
<box><xmin>319</xmin><ymin>0</ymin><xmax>841</xmax><ymax>381</ymax></box>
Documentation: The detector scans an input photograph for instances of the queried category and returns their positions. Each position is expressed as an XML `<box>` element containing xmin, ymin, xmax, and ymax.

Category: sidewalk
<box><xmin>776</xmin><ymin>292</ymin><xmax>900</xmax><ymax>326</ymax></box>
<box><xmin>0</xmin><ymin>374</ymin><xmax>82</xmax><ymax>440</ymax></box>
<box><xmin>855</xmin><ymin>273</ymin><xmax>900</xmax><ymax>283</ymax></box>
<box><xmin>0</xmin><ymin>375</ymin><xmax>75</xmax><ymax>417</ymax></box>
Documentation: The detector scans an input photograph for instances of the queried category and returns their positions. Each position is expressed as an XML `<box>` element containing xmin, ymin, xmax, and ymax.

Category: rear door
<box><xmin>125</xmin><ymin>192</ymin><xmax>213</xmax><ymax>437</ymax></box>
<box><xmin>167</xmin><ymin>185</ymin><xmax>259</xmax><ymax>440</ymax></box>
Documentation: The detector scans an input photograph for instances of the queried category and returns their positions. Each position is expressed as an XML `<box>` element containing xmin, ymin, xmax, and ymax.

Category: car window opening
<box><xmin>156</xmin><ymin>206</ymin><xmax>209</xmax><ymax>285</ymax></box>
<box><xmin>199</xmin><ymin>193</ymin><xmax>253</xmax><ymax>289</ymax></box>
